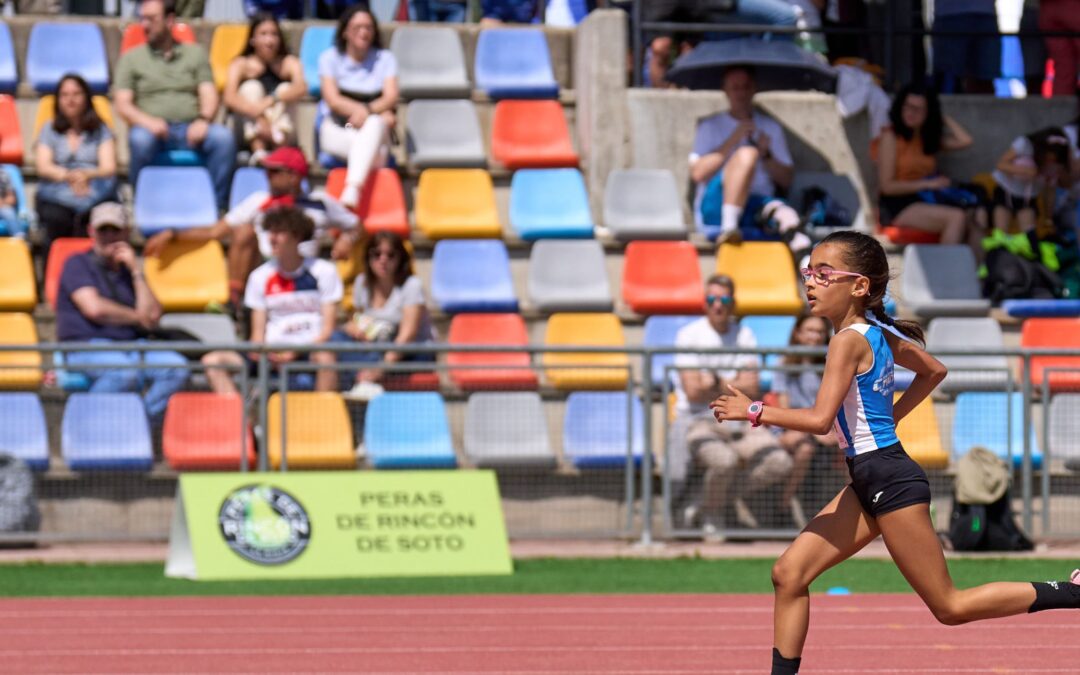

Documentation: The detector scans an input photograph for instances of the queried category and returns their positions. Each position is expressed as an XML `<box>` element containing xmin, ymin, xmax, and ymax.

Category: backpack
<box><xmin>982</xmin><ymin>247</ymin><xmax>1063</xmax><ymax>305</ymax></box>
<box><xmin>799</xmin><ymin>186</ymin><xmax>852</xmax><ymax>229</ymax></box>
<box><xmin>0</xmin><ymin>454</ymin><xmax>40</xmax><ymax>534</ymax></box>
<box><xmin>948</xmin><ymin>493</ymin><xmax>1033</xmax><ymax>552</ymax></box>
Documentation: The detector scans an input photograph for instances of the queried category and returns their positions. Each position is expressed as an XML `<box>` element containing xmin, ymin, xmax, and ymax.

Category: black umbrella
<box><xmin>666</xmin><ymin>39</ymin><xmax>838</xmax><ymax>93</ymax></box>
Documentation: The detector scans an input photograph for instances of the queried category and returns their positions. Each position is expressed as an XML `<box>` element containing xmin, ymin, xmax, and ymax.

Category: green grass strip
<box><xmin>0</xmin><ymin>558</ymin><xmax>1072</xmax><ymax>597</ymax></box>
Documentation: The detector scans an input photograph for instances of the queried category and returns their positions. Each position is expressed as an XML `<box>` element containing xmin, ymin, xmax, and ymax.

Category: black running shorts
<box><xmin>845</xmin><ymin>442</ymin><xmax>932</xmax><ymax>517</ymax></box>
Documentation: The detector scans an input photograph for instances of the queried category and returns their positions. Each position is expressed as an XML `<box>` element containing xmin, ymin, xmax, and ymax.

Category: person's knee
<box><xmin>927</xmin><ymin>596</ymin><xmax>968</xmax><ymax>626</ymax></box>
<box><xmin>203</xmin><ymin>124</ymin><xmax>236</xmax><ymax>154</ymax></box>
<box><xmin>696</xmin><ymin>441</ymin><xmax>738</xmax><ymax>473</ymax></box>
<box><xmin>127</xmin><ymin>128</ymin><xmax>157</xmax><ymax>160</ymax></box>
<box><xmin>311</xmin><ymin>350</ymin><xmax>336</xmax><ymax>365</ymax></box>
<box><xmin>771</xmin><ymin>555</ymin><xmax>808</xmax><ymax>596</ymax></box>
<box><xmin>726</xmin><ymin>145</ymin><xmax>761</xmax><ymax>173</ymax></box>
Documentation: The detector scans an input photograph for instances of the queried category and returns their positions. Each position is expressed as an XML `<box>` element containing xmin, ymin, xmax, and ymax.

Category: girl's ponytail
<box><xmin>868</xmin><ymin>301</ymin><xmax>925</xmax><ymax>347</ymax></box>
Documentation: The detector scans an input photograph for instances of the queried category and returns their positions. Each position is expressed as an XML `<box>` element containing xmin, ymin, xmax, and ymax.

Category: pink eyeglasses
<box><xmin>800</xmin><ymin>267</ymin><xmax>865</xmax><ymax>286</ymax></box>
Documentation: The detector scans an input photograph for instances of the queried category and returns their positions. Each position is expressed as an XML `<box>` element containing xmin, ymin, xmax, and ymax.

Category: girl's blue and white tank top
<box><xmin>833</xmin><ymin>323</ymin><xmax>899</xmax><ymax>457</ymax></box>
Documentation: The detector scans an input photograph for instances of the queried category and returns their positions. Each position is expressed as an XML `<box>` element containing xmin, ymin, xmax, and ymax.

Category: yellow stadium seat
<box><xmin>543</xmin><ymin>312</ymin><xmax>629</xmax><ymax>390</ymax></box>
<box><xmin>716</xmin><ymin>242</ymin><xmax>804</xmax><ymax>315</ymax></box>
<box><xmin>33</xmin><ymin>95</ymin><xmax>114</xmax><ymax>138</ymax></box>
<box><xmin>894</xmin><ymin>393</ymin><xmax>949</xmax><ymax>470</ymax></box>
<box><xmin>209</xmin><ymin>24</ymin><xmax>248</xmax><ymax>90</ymax></box>
<box><xmin>144</xmin><ymin>240</ymin><xmax>228</xmax><ymax>312</ymax></box>
<box><xmin>0</xmin><ymin>238</ymin><xmax>37</xmax><ymax>312</ymax></box>
<box><xmin>0</xmin><ymin>313</ymin><xmax>41</xmax><ymax>390</ymax></box>
<box><xmin>267</xmin><ymin>392</ymin><xmax>355</xmax><ymax>469</ymax></box>
<box><xmin>415</xmin><ymin>169</ymin><xmax>502</xmax><ymax>239</ymax></box>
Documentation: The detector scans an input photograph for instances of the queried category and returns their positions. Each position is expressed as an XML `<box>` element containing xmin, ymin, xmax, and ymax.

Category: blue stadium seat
<box><xmin>474</xmin><ymin>29</ymin><xmax>559</xmax><ymax>99</ymax></box>
<box><xmin>0</xmin><ymin>393</ymin><xmax>49</xmax><ymax>471</ymax></box>
<box><xmin>0</xmin><ymin>23</ymin><xmax>16</xmax><ymax>94</ymax></box>
<box><xmin>431</xmin><ymin>239</ymin><xmax>518</xmax><ymax>313</ymax></box>
<box><xmin>229</xmin><ymin>167</ymin><xmax>269</xmax><ymax>209</ymax></box>
<box><xmin>952</xmin><ymin>392</ymin><xmax>1041</xmax><ymax>470</ymax></box>
<box><xmin>741</xmin><ymin>315</ymin><xmax>796</xmax><ymax>393</ymax></box>
<box><xmin>363</xmin><ymin>392</ymin><xmax>457</xmax><ymax>468</ymax></box>
<box><xmin>642</xmin><ymin>315</ymin><xmax>698</xmax><ymax>388</ymax></box>
<box><xmin>134</xmin><ymin>167</ymin><xmax>218</xmax><ymax>236</ymax></box>
<box><xmin>1</xmin><ymin>165</ymin><xmax>33</xmax><ymax>237</ymax></box>
<box><xmin>1001</xmin><ymin>299</ymin><xmax>1080</xmax><ymax>318</ymax></box>
<box><xmin>62</xmin><ymin>393</ymin><xmax>153</xmax><ymax>471</ymax></box>
<box><xmin>563</xmin><ymin>392</ymin><xmax>645</xmax><ymax>468</ymax></box>
<box><xmin>509</xmin><ymin>168</ymin><xmax>593</xmax><ymax>239</ymax></box>
<box><xmin>299</xmin><ymin>26</ymin><xmax>335</xmax><ymax>98</ymax></box>
<box><xmin>26</xmin><ymin>23</ymin><xmax>110</xmax><ymax>94</ymax></box>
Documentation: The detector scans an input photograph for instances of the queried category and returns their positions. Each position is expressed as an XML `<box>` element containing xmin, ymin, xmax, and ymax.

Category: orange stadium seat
<box><xmin>325</xmin><ymin>167</ymin><xmax>410</xmax><ymax>238</ymax></box>
<box><xmin>144</xmin><ymin>240</ymin><xmax>229</xmax><ymax>312</ymax></box>
<box><xmin>0</xmin><ymin>94</ymin><xmax>23</xmax><ymax>165</ymax></box>
<box><xmin>491</xmin><ymin>100</ymin><xmax>579</xmax><ymax>169</ymax></box>
<box><xmin>45</xmin><ymin>238</ymin><xmax>93</xmax><ymax>310</ymax></box>
<box><xmin>622</xmin><ymin>241</ymin><xmax>704</xmax><ymax>315</ymax></box>
<box><xmin>447</xmin><ymin>313</ymin><xmax>538</xmax><ymax>390</ymax></box>
<box><xmin>163</xmin><ymin>392</ymin><xmax>255</xmax><ymax>471</ymax></box>
<box><xmin>0</xmin><ymin>238</ymin><xmax>37</xmax><ymax>312</ymax></box>
<box><xmin>1021</xmin><ymin>318</ymin><xmax>1080</xmax><ymax>392</ymax></box>
<box><xmin>894</xmin><ymin>393</ymin><xmax>949</xmax><ymax>469</ymax></box>
<box><xmin>209</xmin><ymin>24</ymin><xmax>249</xmax><ymax>90</ymax></box>
<box><xmin>716</xmin><ymin>242</ymin><xmax>804</xmax><ymax>315</ymax></box>
<box><xmin>543</xmin><ymin>312</ymin><xmax>629</xmax><ymax>390</ymax></box>
<box><xmin>0</xmin><ymin>313</ymin><xmax>41</xmax><ymax>390</ymax></box>
<box><xmin>415</xmin><ymin>169</ymin><xmax>501</xmax><ymax>239</ymax></box>
<box><xmin>267</xmin><ymin>391</ymin><xmax>355</xmax><ymax>469</ymax></box>
<box><xmin>881</xmin><ymin>225</ymin><xmax>940</xmax><ymax>245</ymax></box>
<box><xmin>34</xmin><ymin>95</ymin><xmax>114</xmax><ymax>139</ymax></box>
<box><xmin>120</xmin><ymin>22</ymin><xmax>195</xmax><ymax>54</ymax></box>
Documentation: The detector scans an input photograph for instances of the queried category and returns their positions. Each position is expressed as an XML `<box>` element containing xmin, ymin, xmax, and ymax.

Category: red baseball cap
<box><xmin>262</xmin><ymin>146</ymin><xmax>309</xmax><ymax>178</ymax></box>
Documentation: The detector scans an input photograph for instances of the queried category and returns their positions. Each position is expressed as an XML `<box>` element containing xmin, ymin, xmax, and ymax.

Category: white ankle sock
<box><xmin>720</xmin><ymin>204</ymin><xmax>743</xmax><ymax>233</ymax></box>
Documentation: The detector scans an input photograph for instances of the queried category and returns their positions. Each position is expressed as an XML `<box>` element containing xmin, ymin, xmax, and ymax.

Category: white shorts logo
<box><xmin>872</xmin><ymin>491</ymin><xmax>884</xmax><ymax>504</ymax></box>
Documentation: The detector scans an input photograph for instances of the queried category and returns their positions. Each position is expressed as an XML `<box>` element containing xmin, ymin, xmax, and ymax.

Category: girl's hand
<box><xmin>709</xmin><ymin>384</ymin><xmax>753</xmax><ymax>423</ymax></box>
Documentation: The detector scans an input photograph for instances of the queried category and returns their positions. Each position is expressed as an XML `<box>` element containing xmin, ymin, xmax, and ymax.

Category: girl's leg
<box><xmin>992</xmin><ymin>204</ymin><xmax>1011</xmax><ymax>233</ymax></box>
<box><xmin>318</xmin><ymin>115</ymin><xmax>387</xmax><ymax>208</ymax></box>
<box><xmin>877</xmin><ymin>503</ymin><xmax>1038</xmax><ymax>624</ymax></box>
<box><xmin>237</xmin><ymin>79</ymin><xmax>268</xmax><ymax>151</ymax></box>
<box><xmin>1015</xmin><ymin>207</ymin><xmax>1036</xmax><ymax>233</ymax></box>
<box><xmin>780</xmin><ymin>432</ymin><xmax>815</xmax><ymax>505</ymax></box>
<box><xmin>771</xmin><ymin>485</ymin><xmax>880</xmax><ymax>660</ymax></box>
<box><xmin>894</xmin><ymin>202</ymin><xmax>968</xmax><ymax>245</ymax></box>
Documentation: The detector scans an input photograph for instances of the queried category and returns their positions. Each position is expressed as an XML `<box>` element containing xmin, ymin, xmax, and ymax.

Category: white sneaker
<box><xmin>340</xmin><ymin>183</ymin><xmax>360</xmax><ymax>209</ymax></box>
<box><xmin>343</xmin><ymin>381</ymin><xmax>384</xmax><ymax>402</ymax></box>
<box><xmin>701</xmin><ymin>518</ymin><xmax>726</xmax><ymax>543</ymax></box>
<box><xmin>734</xmin><ymin>497</ymin><xmax>760</xmax><ymax>529</ymax></box>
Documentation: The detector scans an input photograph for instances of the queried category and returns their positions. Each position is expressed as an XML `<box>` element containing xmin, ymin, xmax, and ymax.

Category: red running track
<box><xmin>0</xmin><ymin>594</ymin><xmax>1077</xmax><ymax>674</ymax></box>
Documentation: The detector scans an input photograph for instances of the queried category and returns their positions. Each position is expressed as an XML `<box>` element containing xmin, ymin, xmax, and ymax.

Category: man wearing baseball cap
<box><xmin>56</xmin><ymin>202</ymin><xmax>189</xmax><ymax>422</ymax></box>
<box><xmin>143</xmin><ymin>146</ymin><xmax>359</xmax><ymax>311</ymax></box>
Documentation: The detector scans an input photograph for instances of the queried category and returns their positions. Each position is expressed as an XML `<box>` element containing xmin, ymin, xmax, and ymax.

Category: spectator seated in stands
<box><xmin>410</xmin><ymin>0</ymin><xmax>467</xmax><ymax>23</ymax></box>
<box><xmin>670</xmin><ymin>274</ymin><xmax>793</xmax><ymax>539</ymax></box>
<box><xmin>114</xmin><ymin>0</ymin><xmax>236</xmax><ymax>210</ymax></box>
<box><xmin>224</xmin><ymin>12</ymin><xmax>306</xmax><ymax>164</ymax></box>
<box><xmin>872</xmin><ymin>83</ymin><xmax>985</xmax><ymax>252</ymax></box>
<box><xmin>318</xmin><ymin>4</ymin><xmax>398</xmax><ymax>208</ymax></box>
<box><xmin>142</xmin><ymin>146</ymin><xmax>359</xmax><ymax>314</ymax></box>
<box><xmin>771</xmin><ymin>312</ymin><xmax>837</xmax><ymax>529</ymax></box>
<box><xmin>690</xmin><ymin>65</ymin><xmax>811</xmax><ymax>253</ymax></box>
<box><xmin>202</xmin><ymin>207</ymin><xmax>342</xmax><ymax>395</ymax></box>
<box><xmin>931</xmin><ymin>0</ymin><xmax>999</xmax><ymax>94</ymax></box>
<box><xmin>34</xmin><ymin>73</ymin><xmax>118</xmax><ymax>258</ymax></box>
<box><xmin>0</xmin><ymin>166</ymin><xmax>19</xmax><ymax>237</ymax></box>
<box><xmin>56</xmin><ymin>202</ymin><xmax>189</xmax><ymax>422</ymax></box>
<box><xmin>480</xmin><ymin>0</ymin><xmax>537</xmax><ymax>25</ymax></box>
<box><xmin>335</xmin><ymin>231</ymin><xmax>437</xmax><ymax>401</ymax></box>
<box><xmin>991</xmin><ymin>126</ymin><xmax>1074</xmax><ymax>234</ymax></box>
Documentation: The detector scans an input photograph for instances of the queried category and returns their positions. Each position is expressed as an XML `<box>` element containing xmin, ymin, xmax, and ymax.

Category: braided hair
<box><xmin>819</xmin><ymin>231</ymin><xmax>925</xmax><ymax>346</ymax></box>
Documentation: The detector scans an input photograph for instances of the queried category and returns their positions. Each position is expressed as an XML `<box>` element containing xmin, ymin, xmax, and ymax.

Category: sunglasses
<box><xmin>369</xmin><ymin>249</ymin><xmax>398</xmax><ymax>260</ymax></box>
<box><xmin>800</xmin><ymin>267</ymin><xmax>865</xmax><ymax>286</ymax></box>
<box><xmin>706</xmin><ymin>294</ymin><xmax>734</xmax><ymax>307</ymax></box>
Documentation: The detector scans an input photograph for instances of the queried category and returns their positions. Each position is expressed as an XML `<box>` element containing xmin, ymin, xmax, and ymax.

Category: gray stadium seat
<box><xmin>603</xmin><ymin>169</ymin><xmax>687</xmax><ymax>240</ymax></box>
<box><xmin>787</xmin><ymin>171</ymin><xmax>866</xmax><ymax>238</ymax></box>
<box><xmin>463</xmin><ymin>392</ymin><xmax>556</xmax><ymax>468</ymax></box>
<box><xmin>390</xmin><ymin>26</ymin><xmax>471</xmax><ymax>99</ymax></box>
<box><xmin>528</xmin><ymin>239</ymin><xmax>613</xmax><ymax>312</ymax></box>
<box><xmin>926</xmin><ymin>317</ymin><xmax>1010</xmax><ymax>394</ymax></box>
<box><xmin>1048</xmin><ymin>394</ymin><xmax>1080</xmax><ymax>465</ymax></box>
<box><xmin>901</xmin><ymin>245</ymin><xmax>990</xmax><ymax>319</ymax></box>
<box><xmin>159</xmin><ymin>313</ymin><xmax>238</xmax><ymax>344</ymax></box>
<box><xmin>406</xmin><ymin>100</ymin><xmax>486</xmax><ymax>169</ymax></box>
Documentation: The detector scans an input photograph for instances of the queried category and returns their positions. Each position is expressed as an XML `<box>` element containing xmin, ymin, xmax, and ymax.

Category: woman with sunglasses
<box><xmin>338</xmin><ymin>231</ymin><xmax>436</xmax><ymax>400</ymax></box>
<box><xmin>711</xmin><ymin>230</ymin><xmax>1080</xmax><ymax>675</ymax></box>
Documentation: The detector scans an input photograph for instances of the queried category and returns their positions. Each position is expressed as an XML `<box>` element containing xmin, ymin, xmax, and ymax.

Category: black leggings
<box><xmin>36</xmin><ymin>196</ymin><xmax>90</xmax><ymax>261</ymax></box>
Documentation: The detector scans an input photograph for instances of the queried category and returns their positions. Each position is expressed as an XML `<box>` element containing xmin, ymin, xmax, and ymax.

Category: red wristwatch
<box><xmin>747</xmin><ymin>401</ymin><xmax>765</xmax><ymax>427</ymax></box>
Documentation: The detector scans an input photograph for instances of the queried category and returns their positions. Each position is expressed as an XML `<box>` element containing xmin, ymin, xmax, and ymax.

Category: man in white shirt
<box><xmin>690</xmin><ymin>66</ymin><xmax>809</xmax><ymax>252</ymax></box>
<box><xmin>672</xmin><ymin>274</ymin><xmax>793</xmax><ymax>537</ymax></box>
<box><xmin>201</xmin><ymin>206</ymin><xmax>343</xmax><ymax>394</ymax></box>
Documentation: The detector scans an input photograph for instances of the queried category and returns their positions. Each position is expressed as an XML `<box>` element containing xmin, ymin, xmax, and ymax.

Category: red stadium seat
<box><xmin>163</xmin><ymin>392</ymin><xmax>256</xmax><ymax>471</ymax></box>
<box><xmin>0</xmin><ymin>95</ymin><xmax>23</xmax><ymax>165</ymax></box>
<box><xmin>120</xmin><ymin>22</ymin><xmax>195</xmax><ymax>54</ymax></box>
<box><xmin>326</xmin><ymin>167</ymin><xmax>410</xmax><ymax>238</ymax></box>
<box><xmin>383</xmin><ymin>371</ymin><xmax>441</xmax><ymax>391</ymax></box>
<box><xmin>622</xmin><ymin>241</ymin><xmax>704</xmax><ymax>315</ymax></box>
<box><xmin>881</xmin><ymin>225</ymin><xmax>941</xmax><ymax>245</ymax></box>
<box><xmin>1021</xmin><ymin>317</ymin><xmax>1080</xmax><ymax>392</ymax></box>
<box><xmin>447</xmin><ymin>313</ymin><xmax>538</xmax><ymax>390</ymax></box>
<box><xmin>45</xmin><ymin>238</ymin><xmax>93</xmax><ymax>310</ymax></box>
<box><xmin>491</xmin><ymin>100</ymin><xmax>578</xmax><ymax>169</ymax></box>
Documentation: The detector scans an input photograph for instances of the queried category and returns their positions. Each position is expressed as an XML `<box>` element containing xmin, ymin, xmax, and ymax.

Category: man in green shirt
<box><xmin>114</xmin><ymin>0</ymin><xmax>234</xmax><ymax>209</ymax></box>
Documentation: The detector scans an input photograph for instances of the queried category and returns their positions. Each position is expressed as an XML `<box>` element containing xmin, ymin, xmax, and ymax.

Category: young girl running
<box><xmin>709</xmin><ymin>230</ymin><xmax>1080</xmax><ymax>675</ymax></box>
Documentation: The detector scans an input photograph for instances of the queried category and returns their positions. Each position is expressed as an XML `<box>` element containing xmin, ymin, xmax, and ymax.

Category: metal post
<box><xmin>1042</xmin><ymin>375</ymin><xmax>1050</xmax><ymax>536</ymax></box>
<box><xmin>240</xmin><ymin>363</ymin><xmax>250</xmax><ymax>473</ymax></box>
<box><xmin>624</xmin><ymin>370</ymin><xmax>635</xmax><ymax>535</ymax></box>
<box><xmin>661</xmin><ymin>364</ymin><xmax>673</xmax><ymax>534</ymax></box>
<box><xmin>257</xmin><ymin>352</ymin><xmax>270</xmax><ymax>472</ymax></box>
<box><xmin>638</xmin><ymin>350</ymin><xmax>654</xmax><ymax>545</ymax></box>
<box><xmin>279</xmin><ymin>361</ymin><xmax>290</xmax><ymax>473</ymax></box>
<box><xmin>1021</xmin><ymin>354</ymin><xmax>1033</xmax><ymax>534</ymax></box>
<box><xmin>632</xmin><ymin>0</ymin><xmax>643</xmax><ymax>87</ymax></box>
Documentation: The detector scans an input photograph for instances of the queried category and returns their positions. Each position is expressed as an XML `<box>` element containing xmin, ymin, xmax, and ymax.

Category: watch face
<box><xmin>749</xmin><ymin>403</ymin><xmax>762</xmax><ymax>414</ymax></box>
